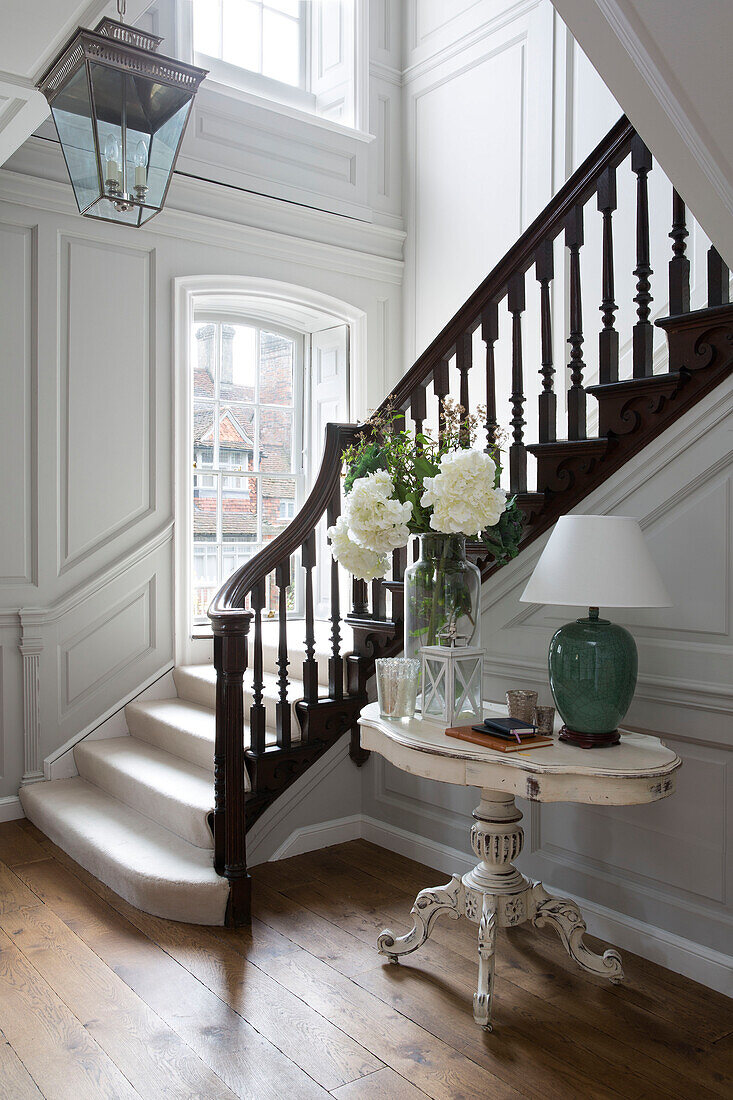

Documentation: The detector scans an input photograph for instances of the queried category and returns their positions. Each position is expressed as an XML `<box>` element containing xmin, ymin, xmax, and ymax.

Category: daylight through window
<box><xmin>192</xmin><ymin>319</ymin><xmax>302</xmax><ymax>623</ymax></box>
<box><xmin>193</xmin><ymin>0</ymin><xmax>305</xmax><ymax>91</ymax></box>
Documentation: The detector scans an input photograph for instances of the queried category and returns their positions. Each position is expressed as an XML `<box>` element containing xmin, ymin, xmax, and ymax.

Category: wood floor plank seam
<box><xmin>253</xmin><ymin>849</ymin><xmax>731</xmax><ymax>1100</ymax></box>
<box><xmin>16</xmin><ymin>854</ymin><xmax>385</xmax><ymax>1093</ymax></box>
<box><xmin>0</xmin><ymin>903</ymin><xmax>241</xmax><ymax>1100</ymax></box>
<box><xmin>1</xmin><ymin>825</ymin><xmax>730</xmax><ymax>1100</ymax></box>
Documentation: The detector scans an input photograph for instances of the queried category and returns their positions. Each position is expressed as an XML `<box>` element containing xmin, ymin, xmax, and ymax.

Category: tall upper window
<box><xmin>193</xmin><ymin>0</ymin><xmax>305</xmax><ymax>91</ymax></box>
<box><xmin>191</xmin><ymin>0</ymin><xmax>357</xmax><ymax>127</ymax></box>
<box><xmin>191</xmin><ymin>319</ymin><xmax>303</xmax><ymax>623</ymax></box>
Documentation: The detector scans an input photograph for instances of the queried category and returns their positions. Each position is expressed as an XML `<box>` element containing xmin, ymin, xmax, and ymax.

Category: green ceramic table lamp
<box><xmin>520</xmin><ymin>515</ymin><xmax>671</xmax><ymax>748</ymax></box>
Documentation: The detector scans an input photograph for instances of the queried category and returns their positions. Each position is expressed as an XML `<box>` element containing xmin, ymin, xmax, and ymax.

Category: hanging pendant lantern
<box><xmin>36</xmin><ymin>2</ymin><xmax>206</xmax><ymax>227</ymax></box>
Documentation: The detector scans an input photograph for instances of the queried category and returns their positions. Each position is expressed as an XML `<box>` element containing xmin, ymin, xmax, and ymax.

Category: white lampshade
<box><xmin>520</xmin><ymin>515</ymin><xmax>671</xmax><ymax>608</ymax></box>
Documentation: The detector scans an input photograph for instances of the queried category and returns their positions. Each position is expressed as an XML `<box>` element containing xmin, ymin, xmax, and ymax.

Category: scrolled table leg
<box><xmin>473</xmin><ymin>893</ymin><xmax>498</xmax><ymax>1030</ymax></box>
<box><xmin>531</xmin><ymin>883</ymin><xmax>624</xmax><ymax>983</ymax></box>
<box><xmin>377</xmin><ymin>875</ymin><xmax>463</xmax><ymax>961</ymax></box>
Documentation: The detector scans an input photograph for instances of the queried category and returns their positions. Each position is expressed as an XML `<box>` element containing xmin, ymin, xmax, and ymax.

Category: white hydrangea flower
<box><xmin>342</xmin><ymin>470</ymin><xmax>412</xmax><ymax>555</ymax></box>
<box><xmin>327</xmin><ymin>515</ymin><xmax>389</xmax><ymax>582</ymax></box>
<box><xmin>420</xmin><ymin>448</ymin><xmax>507</xmax><ymax>536</ymax></box>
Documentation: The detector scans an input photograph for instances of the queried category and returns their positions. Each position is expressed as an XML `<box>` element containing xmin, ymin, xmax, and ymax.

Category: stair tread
<box><xmin>587</xmin><ymin>372</ymin><xmax>682</xmax><ymax>394</ymax></box>
<box><xmin>19</xmin><ymin>777</ymin><xmax>228</xmax><ymax>925</ymax></box>
<box><xmin>75</xmin><ymin>736</ymin><xmax>221</xmax><ymax>849</ymax></box>
<box><xmin>528</xmin><ymin>437</ymin><xmax>609</xmax><ymax>452</ymax></box>
<box><xmin>125</xmin><ymin>697</ymin><xmax>278</xmax><ymax>770</ymax></box>
<box><xmin>177</xmin><ymin>663</ymin><xmax>306</xmax><ymax>699</ymax></box>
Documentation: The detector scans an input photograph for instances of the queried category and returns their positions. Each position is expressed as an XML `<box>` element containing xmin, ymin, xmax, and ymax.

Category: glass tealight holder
<box><xmin>376</xmin><ymin>658</ymin><xmax>420</xmax><ymax>720</ymax></box>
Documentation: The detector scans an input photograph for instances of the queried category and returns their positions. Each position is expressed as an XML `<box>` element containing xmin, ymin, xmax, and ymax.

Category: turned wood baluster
<box><xmin>327</xmin><ymin>490</ymin><xmax>344</xmax><ymax>699</ymax></box>
<box><xmin>481</xmin><ymin>302</ymin><xmax>499</xmax><ymax>452</ymax></box>
<box><xmin>707</xmin><ymin>245</ymin><xmax>730</xmax><ymax>307</ymax></box>
<box><xmin>566</xmin><ymin>204</ymin><xmax>587</xmax><ymax>440</ymax></box>
<box><xmin>302</xmin><ymin>531</ymin><xmax>319</xmax><ymax>704</ymax></box>
<box><xmin>391</xmin><ymin>411</ymin><xmax>407</xmax><ymax>622</ymax></box>
<box><xmin>597</xmin><ymin>166</ymin><xmax>619</xmax><ymax>383</ymax></box>
<box><xmin>411</xmin><ymin>385</ymin><xmax>427</xmax><ymax>446</ymax></box>
<box><xmin>249</xmin><ymin>579</ymin><xmax>266</xmax><ymax>756</ymax></box>
<box><xmin>351</xmin><ymin>577</ymin><xmax>369</xmax><ymax>618</ymax></box>
<box><xmin>507</xmin><ymin>272</ymin><xmax>527</xmax><ymax>493</ymax></box>
<box><xmin>631</xmin><ymin>137</ymin><xmax>654</xmax><ymax>378</ymax></box>
<box><xmin>456</xmin><ymin>332</ymin><xmax>472</xmax><ymax>427</ymax></box>
<box><xmin>669</xmin><ymin>189</ymin><xmax>690</xmax><ymax>315</ymax></box>
<box><xmin>212</xmin><ymin>612</ymin><xmax>251</xmax><ymax>926</ymax></box>
<box><xmin>275</xmin><ymin>559</ymin><xmax>291</xmax><ymax>750</ymax></box>
<box><xmin>535</xmin><ymin>240</ymin><xmax>556</xmax><ymax>442</ymax></box>
<box><xmin>433</xmin><ymin>358</ymin><xmax>450</xmax><ymax>442</ymax></box>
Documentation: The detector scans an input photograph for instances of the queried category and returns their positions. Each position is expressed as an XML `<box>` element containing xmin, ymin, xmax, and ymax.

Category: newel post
<box><xmin>211</xmin><ymin>610</ymin><xmax>252</xmax><ymax>927</ymax></box>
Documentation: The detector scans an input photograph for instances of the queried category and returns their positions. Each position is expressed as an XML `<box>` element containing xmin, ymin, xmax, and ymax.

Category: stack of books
<box><xmin>445</xmin><ymin>716</ymin><xmax>554</xmax><ymax>752</ymax></box>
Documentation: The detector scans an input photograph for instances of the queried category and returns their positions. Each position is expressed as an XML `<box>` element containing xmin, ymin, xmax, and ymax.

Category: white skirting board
<box><xmin>267</xmin><ymin>812</ymin><xmax>733</xmax><ymax>997</ymax></box>
<box><xmin>0</xmin><ymin>795</ymin><xmax>24</xmax><ymax>822</ymax></box>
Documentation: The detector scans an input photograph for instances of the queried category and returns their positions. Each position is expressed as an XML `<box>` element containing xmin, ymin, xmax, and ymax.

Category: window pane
<box><xmin>259</xmin><ymin>407</ymin><xmax>292</xmax><ymax>472</ymax></box>
<box><xmin>193</xmin><ymin>401</ymin><xmax>217</xmax><ymax>466</ymax></box>
<box><xmin>262</xmin><ymin>9</ymin><xmax>300</xmax><ymax>86</ymax></box>
<box><xmin>220</xmin><ymin>324</ymin><xmax>257</xmax><ymax>402</ymax></box>
<box><xmin>222</xmin><ymin>0</ymin><xmax>260</xmax><ymax>72</ymax></box>
<box><xmin>193</xmin><ymin>476</ymin><xmax>217</xmax><ymax>538</ymax></box>
<box><xmin>222</xmin><ymin>542</ymin><xmax>257</xmax><ymax>580</ymax></box>
<box><xmin>193</xmin><ymin>323</ymin><xmax>216</xmax><ymax>396</ymax></box>
<box><xmin>262</xmin><ymin>476</ymin><xmax>296</xmax><ymax>542</ymax></box>
<box><xmin>223</xmin><ymin>478</ymin><xmax>258</xmax><ymax>541</ymax></box>
<box><xmin>259</xmin><ymin>330</ymin><xmax>293</xmax><ymax>404</ymax></box>
<box><xmin>193</xmin><ymin>541</ymin><xmax>218</xmax><ymax>584</ymax></box>
<box><xmin>219</xmin><ymin>404</ymin><xmax>255</xmax><ymax>469</ymax></box>
<box><xmin>267</xmin><ymin>0</ymin><xmax>300</xmax><ymax>16</ymax></box>
<box><xmin>193</xmin><ymin>0</ymin><xmax>221</xmax><ymax>57</ymax></box>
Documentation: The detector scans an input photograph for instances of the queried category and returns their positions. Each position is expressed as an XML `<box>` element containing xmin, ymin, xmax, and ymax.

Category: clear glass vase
<box><xmin>403</xmin><ymin>534</ymin><xmax>482</xmax><ymax>661</ymax></box>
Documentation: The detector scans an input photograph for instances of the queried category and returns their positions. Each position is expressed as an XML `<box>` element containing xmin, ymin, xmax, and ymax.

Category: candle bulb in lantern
<box><xmin>104</xmin><ymin>134</ymin><xmax>120</xmax><ymax>190</ymax></box>
<box><xmin>134</xmin><ymin>140</ymin><xmax>148</xmax><ymax>190</ymax></box>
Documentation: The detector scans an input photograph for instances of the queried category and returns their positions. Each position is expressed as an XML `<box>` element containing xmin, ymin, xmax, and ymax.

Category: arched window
<box><xmin>191</xmin><ymin>316</ymin><xmax>305</xmax><ymax>623</ymax></box>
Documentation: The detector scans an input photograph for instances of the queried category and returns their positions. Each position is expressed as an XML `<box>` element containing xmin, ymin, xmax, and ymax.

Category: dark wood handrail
<box><xmin>387</xmin><ymin>115</ymin><xmax>635</xmax><ymax>413</ymax></box>
<box><xmin>211</xmin><ymin>116</ymin><xmax>634</xmax><ymax>618</ymax></box>
<box><xmin>204</xmin><ymin>106</ymin><xmax>733</xmax><ymax>927</ymax></box>
<box><xmin>209</xmin><ymin>421</ymin><xmax>359</xmax><ymax>617</ymax></box>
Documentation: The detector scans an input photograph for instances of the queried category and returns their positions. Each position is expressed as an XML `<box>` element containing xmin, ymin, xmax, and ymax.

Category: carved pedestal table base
<box><xmin>377</xmin><ymin>790</ymin><xmax>624</xmax><ymax>1030</ymax></box>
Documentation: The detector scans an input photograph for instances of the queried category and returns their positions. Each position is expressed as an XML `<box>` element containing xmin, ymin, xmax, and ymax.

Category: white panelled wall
<box><xmin>0</xmin><ymin>0</ymin><xmax>730</xmax><ymax>992</ymax></box>
<box><xmin>0</xmin><ymin>0</ymin><xmax>405</xmax><ymax>816</ymax></box>
<box><xmin>362</xmin><ymin>0</ymin><xmax>732</xmax><ymax>992</ymax></box>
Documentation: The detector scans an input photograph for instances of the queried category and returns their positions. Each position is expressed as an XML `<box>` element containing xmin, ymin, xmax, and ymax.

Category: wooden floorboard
<box><xmin>0</xmin><ymin>821</ymin><xmax>730</xmax><ymax>1099</ymax></box>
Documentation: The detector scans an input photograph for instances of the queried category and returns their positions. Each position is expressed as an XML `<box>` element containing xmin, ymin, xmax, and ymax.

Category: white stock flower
<box><xmin>342</xmin><ymin>470</ymin><xmax>412</xmax><ymax>554</ymax></box>
<box><xmin>327</xmin><ymin>515</ymin><xmax>389</xmax><ymax>582</ymax></box>
<box><xmin>420</xmin><ymin>448</ymin><xmax>507</xmax><ymax>536</ymax></box>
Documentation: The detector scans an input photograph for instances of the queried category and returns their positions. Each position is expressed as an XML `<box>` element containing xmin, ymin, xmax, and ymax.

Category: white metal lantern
<box><xmin>420</xmin><ymin>643</ymin><xmax>484</xmax><ymax>727</ymax></box>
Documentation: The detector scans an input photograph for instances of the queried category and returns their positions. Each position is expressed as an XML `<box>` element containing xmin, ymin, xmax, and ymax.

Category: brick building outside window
<box><xmin>192</xmin><ymin>319</ymin><xmax>302</xmax><ymax>622</ymax></box>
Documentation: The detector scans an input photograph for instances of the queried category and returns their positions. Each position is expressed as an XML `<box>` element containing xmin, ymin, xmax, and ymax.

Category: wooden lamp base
<box><xmin>559</xmin><ymin>725</ymin><xmax>621</xmax><ymax>749</ymax></box>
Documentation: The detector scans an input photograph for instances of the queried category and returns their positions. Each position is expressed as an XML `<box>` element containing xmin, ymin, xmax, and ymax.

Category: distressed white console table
<box><xmin>358</xmin><ymin>701</ymin><xmax>681</xmax><ymax>1031</ymax></box>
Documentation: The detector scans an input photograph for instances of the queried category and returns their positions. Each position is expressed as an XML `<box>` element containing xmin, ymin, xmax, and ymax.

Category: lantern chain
<box><xmin>117</xmin><ymin>0</ymin><xmax>127</xmax><ymax>22</ymax></box>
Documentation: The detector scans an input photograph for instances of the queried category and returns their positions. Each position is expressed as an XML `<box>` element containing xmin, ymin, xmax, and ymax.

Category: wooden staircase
<box><xmin>207</xmin><ymin>115</ymin><xmax>732</xmax><ymax>925</ymax></box>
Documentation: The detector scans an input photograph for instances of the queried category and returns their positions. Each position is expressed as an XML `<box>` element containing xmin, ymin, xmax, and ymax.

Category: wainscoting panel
<box><xmin>60</xmin><ymin>579</ymin><xmax>156</xmax><ymax>716</ymax></box>
<box><xmin>0</xmin><ymin>220</ymin><xmax>36</xmax><ymax>586</ymax></box>
<box><xmin>59</xmin><ymin>235</ymin><xmax>155</xmax><ymax>575</ymax></box>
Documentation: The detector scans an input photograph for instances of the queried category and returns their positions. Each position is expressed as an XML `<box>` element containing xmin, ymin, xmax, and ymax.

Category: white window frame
<box><xmin>193</xmin><ymin>0</ymin><xmax>314</xmax><ymax>113</ymax></box>
<box><xmin>191</xmin><ymin>312</ymin><xmax>307</xmax><ymax>627</ymax></box>
<box><xmin>179</xmin><ymin>0</ymin><xmax>369</xmax><ymax>136</ymax></box>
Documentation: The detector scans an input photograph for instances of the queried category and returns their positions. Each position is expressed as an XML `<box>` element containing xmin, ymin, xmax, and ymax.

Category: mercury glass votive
<box><xmin>506</xmin><ymin>689</ymin><xmax>538</xmax><ymax>724</ymax></box>
<box><xmin>376</xmin><ymin>658</ymin><xmax>420</xmax><ymax>719</ymax></box>
<box><xmin>534</xmin><ymin>704</ymin><xmax>556</xmax><ymax>735</ymax></box>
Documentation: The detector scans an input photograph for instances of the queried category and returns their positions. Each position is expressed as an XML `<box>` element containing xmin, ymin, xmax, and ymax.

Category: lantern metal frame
<box><xmin>37</xmin><ymin>17</ymin><xmax>207</xmax><ymax>226</ymax></box>
<box><xmin>420</xmin><ymin>643</ymin><xmax>484</xmax><ymax>727</ymax></box>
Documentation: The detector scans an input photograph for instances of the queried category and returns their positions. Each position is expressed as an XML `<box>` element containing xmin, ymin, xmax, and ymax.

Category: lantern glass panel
<box><xmin>423</xmin><ymin>658</ymin><xmax>447</xmax><ymax>720</ymax></box>
<box><xmin>147</xmin><ymin>98</ymin><xmax>192</xmax><ymax>206</ymax></box>
<box><xmin>454</xmin><ymin>656</ymin><xmax>482</xmax><ymax>720</ymax></box>
<box><xmin>49</xmin><ymin>65</ymin><xmax>99</xmax><ymax>213</ymax></box>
